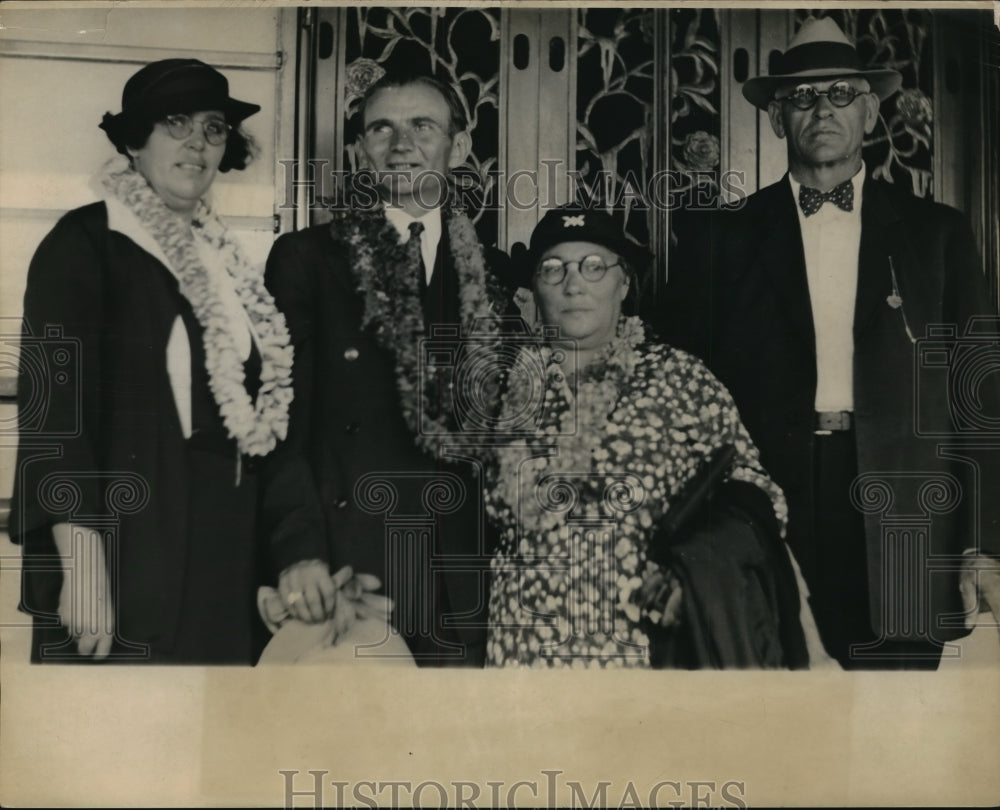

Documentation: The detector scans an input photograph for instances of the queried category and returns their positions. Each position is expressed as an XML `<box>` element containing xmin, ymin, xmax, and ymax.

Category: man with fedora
<box><xmin>663</xmin><ymin>17</ymin><xmax>1000</xmax><ymax>669</ymax></box>
<box><xmin>262</xmin><ymin>71</ymin><xmax>514</xmax><ymax>666</ymax></box>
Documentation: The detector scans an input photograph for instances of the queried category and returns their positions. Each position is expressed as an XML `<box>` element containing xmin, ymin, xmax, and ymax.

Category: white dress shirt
<box><xmin>383</xmin><ymin>206</ymin><xmax>442</xmax><ymax>285</ymax></box>
<box><xmin>789</xmin><ymin>164</ymin><xmax>865</xmax><ymax>412</ymax></box>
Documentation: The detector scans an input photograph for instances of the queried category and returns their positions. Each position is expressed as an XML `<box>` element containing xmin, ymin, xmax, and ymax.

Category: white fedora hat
<box><xmin>742</xmin><ymin>17</ymin><xmax>903</xmax><ymax>110</ymax></box>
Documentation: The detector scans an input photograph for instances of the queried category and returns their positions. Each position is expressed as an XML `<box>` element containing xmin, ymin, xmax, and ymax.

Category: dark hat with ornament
<box><xmin>510</xmin><ymin>204</ymin><xmax>650</xmax><ymax>288</ymax></box>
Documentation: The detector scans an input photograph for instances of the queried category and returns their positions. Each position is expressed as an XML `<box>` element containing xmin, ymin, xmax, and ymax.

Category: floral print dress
<box><xmin>484</xmin><ymin>317</ymin><xmax>787</xmax><ymax>668</ymax></box>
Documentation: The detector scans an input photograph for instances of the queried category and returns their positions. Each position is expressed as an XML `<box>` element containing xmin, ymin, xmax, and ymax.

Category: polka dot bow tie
<box><xmin>799</xmin><ymin>179</ymin><xmax>854</xmax><ymax>216</ymax></box>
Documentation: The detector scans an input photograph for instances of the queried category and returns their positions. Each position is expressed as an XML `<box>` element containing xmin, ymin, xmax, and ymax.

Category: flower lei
<box><xmin>490</xmin><ymin>315</ymin><xmax>647</xmax><ymax>535</ymax></box>
<box><xmin>99</xmin><ymin>157</ymin><xmax>293</xmax><ymax>456</ymax></box>
<box><xmin>488</xmin><ymin>315</ymin><xmax>661</xmax><ymax>638</ymax></box>
<box><xmin>487</xmin><ymin>315</ymin><xmax>789</xmax><ymax>630</ymax></box>
<box><xmin>329</xmin><ymin>204</ymin><xmax>504</xmax><ymax>458</ymax></box>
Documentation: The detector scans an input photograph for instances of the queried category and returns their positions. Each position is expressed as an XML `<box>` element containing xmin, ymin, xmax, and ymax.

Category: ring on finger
<box><xmin>286</xmin><ymin>590</ymin><xmax>305</xmax><ymax>606</ymax></box>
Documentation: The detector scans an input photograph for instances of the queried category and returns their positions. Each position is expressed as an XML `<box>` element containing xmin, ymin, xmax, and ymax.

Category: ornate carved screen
<box><xmin>300</xmin><ymin>8</ymin><xmax>998</xmax><ymax>304</ymax></box>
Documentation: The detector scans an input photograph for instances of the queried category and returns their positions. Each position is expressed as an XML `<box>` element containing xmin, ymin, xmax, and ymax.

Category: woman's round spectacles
<box><xmin>777</xmin><ymin>81</ymin><xmax>865</xmax><ymax>111</ymax></box>
<box><xmin>160</xmin><ymin>114</ymin><xmax>231</xmax><ymax>145</ymax></box>
<box><xmin>536</xmin><ymin>255</ymin><xmax>620</xmax><ymax>285</ymax></box>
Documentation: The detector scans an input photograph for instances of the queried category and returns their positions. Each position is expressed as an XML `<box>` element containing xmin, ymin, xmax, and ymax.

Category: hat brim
<box><xmin>742</xmin><ymin>68</ymin><xmax>903</xmax><ymax>110</ymax></box>
<box><xmin>99</xmin><ymin>94</ymin><xmax>261</xmax><ymax>147</ymax></box>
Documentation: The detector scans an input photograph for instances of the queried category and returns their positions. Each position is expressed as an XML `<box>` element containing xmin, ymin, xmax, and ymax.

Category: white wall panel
<box><xmin>0</xmin><ymin>7</ymin><xmax>297</xmax><ymax>510</ymax></box>
<box><xmin>0</xmin><ymin>7</ymin><xmax>280</xmax><ymax>52</ymax></box>
<box><xmin>0</xmin><ymin>7</ymin><xmax>294</xmax><ymax>321</ymax></box>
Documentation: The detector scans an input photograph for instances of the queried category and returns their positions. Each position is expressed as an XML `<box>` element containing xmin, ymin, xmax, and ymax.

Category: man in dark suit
<box><xmin>261</xmin><ymin>72</ymin><xmax>512</xmax><ymax>666</ymax></box>
<box><xmin>663</xmin><ymin>17</ymin><xmax>1000</xmax><ymax>668</ymax></box>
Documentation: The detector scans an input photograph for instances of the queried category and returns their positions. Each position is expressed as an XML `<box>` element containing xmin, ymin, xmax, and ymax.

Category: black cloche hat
<box><xmin>99</xmin><ymin>58</ymin><xmax>260</xmax><ymax>146</ymax></box>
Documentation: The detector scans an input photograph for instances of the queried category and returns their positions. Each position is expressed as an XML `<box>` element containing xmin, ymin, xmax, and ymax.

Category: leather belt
<box><xmin>815</xmin><ymin>410</ymin><xmax>853</xmax><ymax>433</ymax></box>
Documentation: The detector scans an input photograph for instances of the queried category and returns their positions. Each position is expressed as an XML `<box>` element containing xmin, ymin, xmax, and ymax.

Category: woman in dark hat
<box><xmin>11</xmin><ymin>59</ymin><xmax>296</xmax><ymax>664</ymax></box>
<box><xmin>483</xmin><ymin>205</ymin><xmax>826</xmax><ymax>669</ymax></box>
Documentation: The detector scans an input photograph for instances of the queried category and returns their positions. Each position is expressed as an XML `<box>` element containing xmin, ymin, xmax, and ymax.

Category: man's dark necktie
<box><xmin>408</xmin><ymin>220</ymin><xmax>426</xmax><ymax>294</ymax></box>
<box><xmin>799</xmin><ymin>179</ymin><xmax>854</xmax><ymax>216</ymax></box>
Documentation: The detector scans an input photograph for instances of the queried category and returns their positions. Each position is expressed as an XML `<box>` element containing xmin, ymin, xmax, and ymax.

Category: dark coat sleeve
<box><xmin>939</xmin><ymin>205</ymin><xmax>1000</xmax><ymax>557</ymax></box>
<box><xmin>259</xmin><ymin>231</ymin><xmax>331</xmax><ymax>576</ymax></box>
<box><xmin>12</xmin><ymin>206</ymin><xmax>108</xmax><ymax>539</ymax></box>
<box><xmin>941</xmin><ymin>205</ymin><xmax>992</xmax><ymax>328</ymax></box>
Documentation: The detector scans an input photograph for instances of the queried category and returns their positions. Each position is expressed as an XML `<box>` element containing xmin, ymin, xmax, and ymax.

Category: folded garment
<box><xmin>649</xmin><ymin>481</ymin><xmax>810</xmax><ymax>669</ymax></box>
<box><xmin>257</xmin><ymin>616</ymin><xmax>415</xmax><ymax>665</ymax></box>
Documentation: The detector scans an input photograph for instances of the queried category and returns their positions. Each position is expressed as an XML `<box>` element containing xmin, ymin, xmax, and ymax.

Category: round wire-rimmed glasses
<box><xmin>160</xmin><ymin>113</ymin><xmax>231</xmax><ymax>145</ymax></box>
<box><xmin>536</xmin><ymin>255</ymin><xmax>621</xmax><ymax>285</ymax></box>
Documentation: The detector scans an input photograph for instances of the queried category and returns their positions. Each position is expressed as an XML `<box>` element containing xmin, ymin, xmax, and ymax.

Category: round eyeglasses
<box><xmin>536</xmin><ymin>254</ymin><xmax>620</xmax><ymax>285</ymax></box>
<box><xmin>159</xmin><ymin>113</ymin><xmax>231</xmax><ymax>145</ymax></box>
<box><xmin>777</xmin><ymin>81</ymin><xmax>865</xmax><ymax>111</ymax></box>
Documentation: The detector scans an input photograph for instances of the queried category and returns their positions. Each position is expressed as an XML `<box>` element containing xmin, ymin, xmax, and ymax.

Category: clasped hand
<box><xmin>263</xmin><ymin>560</ymin><xmax>392</xmax><ymax>644</ymax></box>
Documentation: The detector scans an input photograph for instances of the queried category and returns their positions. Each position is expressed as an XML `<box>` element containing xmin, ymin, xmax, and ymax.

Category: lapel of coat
<box><xmin>854</xmin><ymin>176</ymin><xmax>901</xmax><ymax>337</ymax></box>
<box><xmin>755</xmin><ymin>178</ymin><xmax>816</xmax><ymax>353</ymax></box>
<box><xmin>426</xmin><ymin>214</ymin><xmax>447</xmax><ymax>298</ymax></box>
<box><xmin>854</xmin><ymin>176</ymin><xmax>932</xmax><ymax>340</ymax></box>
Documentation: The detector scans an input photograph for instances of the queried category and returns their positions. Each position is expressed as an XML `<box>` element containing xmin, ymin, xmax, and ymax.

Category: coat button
<box><xmin>334</xmin><ymin>498</ymin><xmax>349</xmax><ymax>510</ymax></box>
<box><xmin>344</xmin><ymin>422</ymin><xmax>359</xmax><ymax>434</ymax></box>
<box><xmin>344</xmin><ymin>347</ymin><xmax>360</xmax><ymax>361</ymax></box>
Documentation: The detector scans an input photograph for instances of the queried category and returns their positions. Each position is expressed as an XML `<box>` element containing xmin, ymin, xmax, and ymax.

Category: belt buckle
<box><xmin>815</xmin><ymin>410</ymin><xmax>851</xmax><ymax>433</ymax></box>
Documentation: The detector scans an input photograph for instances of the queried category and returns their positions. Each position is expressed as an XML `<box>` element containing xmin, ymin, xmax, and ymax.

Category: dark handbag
<box><xmin>646</xmin><ymin>444</ymin><xmax>737</xmax><ymax>568</ymax></box>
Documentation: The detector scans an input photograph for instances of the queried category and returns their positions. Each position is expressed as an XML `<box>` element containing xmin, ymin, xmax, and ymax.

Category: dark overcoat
<box><xmin>12</xmin><ymin>201</ymin><xmax>266</xmax><ymax>663</ymax></box>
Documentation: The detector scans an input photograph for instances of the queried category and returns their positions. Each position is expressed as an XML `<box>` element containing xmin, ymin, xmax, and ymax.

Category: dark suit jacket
<box><xmin>662</xmin><ymin>172</ymin><xmax>1000</xmax><ymax>641</ymax></box>
<box><xmin>262</xmin><ymin>212</ymin><xmax>510</xmax><ymax>666</ymax></box>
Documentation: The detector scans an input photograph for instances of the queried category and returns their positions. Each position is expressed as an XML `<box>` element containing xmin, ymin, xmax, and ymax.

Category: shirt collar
<box><xmin>788</xmin><ymin>162</ymin><xmax>866</xmax><ymax>216</ymax></box>
<box><xmin>384</xmin><ymin>205</ymin><xmax>443</xmax><ymax>246</ymax></box>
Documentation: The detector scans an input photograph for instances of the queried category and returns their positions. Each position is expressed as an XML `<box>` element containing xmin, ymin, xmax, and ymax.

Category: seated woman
<box><xmin>485</xmin><ymin>206</ymin><xmax>828</xmax><ymax>669</ymax></box>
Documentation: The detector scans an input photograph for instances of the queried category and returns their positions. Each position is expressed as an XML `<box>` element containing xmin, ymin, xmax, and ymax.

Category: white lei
<box><xmin>99</xmin><ymin>157</ymin><xmax>293</xmax><ymax>456</ymax></box>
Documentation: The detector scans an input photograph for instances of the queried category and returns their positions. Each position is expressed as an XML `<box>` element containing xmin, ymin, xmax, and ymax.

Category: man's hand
<box><xmin>341</xmin><ymin>572</ymin><xmax>393</xmax><ymax>621</ymax></box>
<box><xmin>259</xmin><ymin>567</ymin><xmax>393</xmax><ymax>662</ymax></box>
<box><xmin>278</xmin><ymin>559</ymin><xmax>339</xmax><ymax>622</ymax></box>
<box><xmin>960</xmin><ymin>551</ymin><xmax>1000</xmax><ymax>640</ymax></box>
